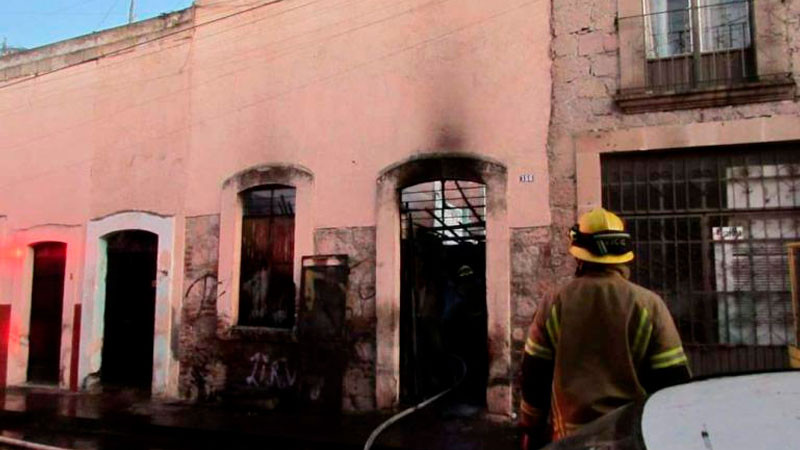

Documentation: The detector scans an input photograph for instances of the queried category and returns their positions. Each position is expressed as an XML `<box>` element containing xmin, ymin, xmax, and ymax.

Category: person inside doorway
<box><xmin>443</xmin><ymin>265</ymin><xmax>487</xmax><ymax>406</ymax></box>
<box><xmin>519</xmin><ymin>208</ymin><xmax>691</xmax><ymax>449</ymax></box>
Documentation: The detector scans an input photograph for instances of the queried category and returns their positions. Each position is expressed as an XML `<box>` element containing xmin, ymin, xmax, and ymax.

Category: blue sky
<box><xmin>1</xmin><ymin>0</ymin><xmax>194</xmax><ymax>50</ymax></box>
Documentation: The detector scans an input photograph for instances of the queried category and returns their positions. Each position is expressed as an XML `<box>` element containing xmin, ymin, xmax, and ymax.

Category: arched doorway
<box><xmin>27</xmin><ymin>242</ymin><xmax>67</xmax><ymax>384</ymax></box>
<box><xmin>101</xmin><ymin>230</ymin><xmax>158</xmax><ymax>391</ymax></box>
<box><xmin>375</xmin><ymin>154</ymin><xmax>511</xmax><ymax>415</ymax></box>
<box><xmin>399</xmin><ymin>180</ymin><xmax>488</xmax><ymax>407</ymax></box>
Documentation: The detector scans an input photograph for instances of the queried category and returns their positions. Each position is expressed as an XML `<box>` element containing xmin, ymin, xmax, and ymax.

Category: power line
<box><xmin>0</xmin><ymin>0</ymin><xmax>540</xmax><ymax>202</ymax></box>
<box><xmin>0</xmin><ymin>0</ymin><xmax>399</xmax><ymax>115</ymax></box>
<box><xmin>0</xmin><ymin>0</ymin><xmax>352</xmax><ymax>98</ymax></box>
<box><xmin>0</xmin><ymin>0</ymin><xmax>289</xmax><ymax>91</ymax></box>
<box><xmin>53</xmin><ymin>0</ymin><xmax>106</xmax><ymax>14</ymax></box>
<box><xmin>0</xmin><ymin>0</ymin><xmax>362</xmax><ymax>121</ymax></box>
<box><xmin>0</xmin><ymin>0</ymin><xmax>537</xmax><ymax>182</ymax></box>
<box><xmin>96</xmin><ymin>0</ymin><xmax>124</xmax><ymax>30</ymax></box>
<box><xmin>0</xmin><ymin>0</ymin><xmax>440</xmax><ymax>124</ymax></box>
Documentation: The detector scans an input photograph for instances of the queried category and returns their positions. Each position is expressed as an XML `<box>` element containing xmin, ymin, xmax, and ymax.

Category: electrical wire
<box><xmin>363</xmin><ymin>354</ymin><xmax>467</xmax><ymax>450</ymax></box>
<box><xmin>96</xmin><ymin>0</ymin><xmax>124</xmax><ymax>30</ymax></box>
<box><xmin>0</xmin><ymin>0</ymin><xmax>538</xmax><ymax>190</ymax></box>
<box><xmin>0</xmin><ymin>0</ymin><xmax>289</xmax><ymax>91</ymax></box>
<box><xmin>0</xmin><ymin>0</ymin><xmax>377</xmax><ymax>112</ymax></box>
<box><xmin>0</xmin><ymin>0</ymin><xmax>457</xmax><ymax>145</ymax></box>
<box><xmin>0</xmin><ymin>0</ymin><xmax>369</xmax><ymax>114</ymax></box>
<box><xmin>0</xmin><ymin>0</ymin><xmax>399</xmax><ymax>102</ymax></box>
<box><xmin>0</xmin><ymin>0</ymin><xmax>447</xmax><ymax>153</ymax></box>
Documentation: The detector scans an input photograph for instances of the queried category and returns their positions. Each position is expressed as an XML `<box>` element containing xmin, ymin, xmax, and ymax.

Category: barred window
<box><xmin>602</xmin><ymin>144</ymin><xmax>800</xmax><ymax>375</ymax></box>
<box><xmin>623</xmin><ymin>0</ymin><xmax>756</xmax><ymax>91</ymax></box>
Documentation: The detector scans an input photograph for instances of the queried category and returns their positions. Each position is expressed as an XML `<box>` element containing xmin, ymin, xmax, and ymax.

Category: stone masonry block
<box><xmin>553</xmin><ymin>3</ymin><xmax>592</xmax><ymax>35</ymax></box>
<box><xmin>602</xmin><ymin>33</ymin><xmax>618</xmax><ymax>52</ymax></box>
<box><xmin>550</xmin><ymin>177</ymin><xmax>577</xmax><ymax>208</ymax></box>
<box><xmin>578</xmin><ymin>32</ymin><xmax>605</xmax><ymax>56</ymax></box>
<box><xmin>554</xmin><ymin>56</ymin><xmax>591</xmax><ymax>83</ymax></box>
<box><xmin>553</xmin><ymin>35</ymin><xmax>578</xmax><ymax>58</ymax></box>
<box><xmin>576</xmin><ymin>77</ymin><xmax>608</xmax><ymax>98</ymax></box>
<box><xmin>590</xmin><ymin>54</ymin><xmax>617</xmax><ymax>77</ymax></box>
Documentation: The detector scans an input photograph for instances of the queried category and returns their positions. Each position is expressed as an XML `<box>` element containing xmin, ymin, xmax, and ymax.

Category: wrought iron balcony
<box><xmin>615</xmin><ymin>0</ymin><xmax>795</xmax><ymax>112</ymax></box>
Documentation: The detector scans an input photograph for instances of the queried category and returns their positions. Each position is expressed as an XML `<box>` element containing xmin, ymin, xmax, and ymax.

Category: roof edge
<box><xmin>0</xmin><ymin>7</ymin><xmax>195</xmax><ymax>83</ymax></box>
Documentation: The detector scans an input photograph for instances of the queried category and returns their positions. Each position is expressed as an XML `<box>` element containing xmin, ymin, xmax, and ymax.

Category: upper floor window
<box><xmin>645</xmin><ymin>0</ymin><xmax>751</xmax><ymax>57</ymax></box>
<box><xmin>238</xmin><ymin>185</ymin><xmax>296</xmax><ymax>328</ymax></box>
<box><xmin>616</xmin><ymin>0</ymin><xmax>795</xmax><ymax>112</ymax></box>
<box><xmin>642</xmin><ymin>0</ymin><xmax>754</xmax><ymax>90</ymax></box>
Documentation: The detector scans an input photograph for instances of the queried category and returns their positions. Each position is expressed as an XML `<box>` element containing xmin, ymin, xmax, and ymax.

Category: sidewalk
<box><xmin>0</xmin><ymin>388</ymin><xmax>520</xmax><ymax>449</ymax></box>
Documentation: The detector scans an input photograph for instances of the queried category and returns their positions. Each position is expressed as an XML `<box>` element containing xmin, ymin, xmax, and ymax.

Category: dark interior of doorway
<box><xmin>101</xmin><ymin>230</ymin><xmax>157</xmax><ymax>392</ymax></box>
<box><xmin>27</xmin><ymin>242</ymin><xmax>67</xmax><ymax>384</ymax></box>
<box><xmin>399</xmin><ymin>180</ymin><xmax>488</xmax><ymax>407</ymax></box>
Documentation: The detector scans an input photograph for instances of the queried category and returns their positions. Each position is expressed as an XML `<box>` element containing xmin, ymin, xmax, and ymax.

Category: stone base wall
<box><xmin>177</xmin><ymin>218</ymin><xmax>379</xmax><ymax>412</ymax></box>
<box><xmin>178</xmin><ymin>215</ymin><xmax>224</xmax><ymax>401</ymax></box>
<box><xmin>509</xmin><ymin>226</ymin><xmax>576</xmax><ymax>410</ymax></box>
<box><xmin>178</xmin><ymin>217</ymin><xmax>584</xmax><ymax>414</ymax></box>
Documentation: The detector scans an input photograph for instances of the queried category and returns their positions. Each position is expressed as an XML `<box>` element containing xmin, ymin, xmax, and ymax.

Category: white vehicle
<box><xmin>544</xmin><ymin>371</ymin><xmax>800</xmax><ymax>450</ymax></box>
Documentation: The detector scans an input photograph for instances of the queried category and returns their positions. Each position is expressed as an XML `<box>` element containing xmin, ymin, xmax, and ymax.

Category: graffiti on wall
<box><xmin>245</xmin><ymin>352</ymin><xmax>297</xmax><ymax>390</ymax></box>
<box><xmin>181</xmin><ymin>272</ymin><xmax>224</xmax><ymax>402</ymax></box>
<box><xmin>178</xmin><ymin>245</ymin><xmax>353</xmax><ymax>411</ymax></box>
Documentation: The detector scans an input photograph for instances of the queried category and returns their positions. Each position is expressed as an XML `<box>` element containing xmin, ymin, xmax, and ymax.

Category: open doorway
<box><xmin>399</xmin><ymin>180</ymin><xmax>488</xmax><ymax>407</ymax></box>
<box><xmin>27</xmin><ymin>242</ymin><xmax>67</xmax><ymax>385</ymax></box>
<box><xmin>101</xmin><ymin>230</ymin><xmax>157</xmax><ymax>391</ymax></box>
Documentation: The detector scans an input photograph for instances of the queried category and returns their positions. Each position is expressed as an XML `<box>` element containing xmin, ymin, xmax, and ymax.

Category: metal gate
<box><xmin>601</xmin><ymin>144</ymin><xmax>800</xmax><ymax>376</ymax></box>
<box><xmin>399</xmin><ymin>180</ymin><xmax>488</xmax><ymax>404</ymax></box>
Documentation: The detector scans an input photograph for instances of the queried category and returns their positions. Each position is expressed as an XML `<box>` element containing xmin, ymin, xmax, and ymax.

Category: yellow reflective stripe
<box><xmin>637</xmin><ymin>323</ymin><xmax>653</xmax><ymax>362</ymax></box>
<box><xmin>632</xmin><ymin>307</ymin><xmax>652</xmax><ymax>362</ymax></box>
<box><xmin>546</xmin><ymin>320</ymin><xmax>556</xmax><ymax>347</ymax></box>
<box><xmin>651</xmin><ymin>354</ymin><xmax>688</xmax><ymax>369</ymax></box>
<box><xmin>650</xmin><ymin>346</ymin><xmax>684</xmax><ymax>363</ymax></box>
<box><xmin>545</xmin><ymin>304</ymin><xmax>561</xmax><ymax>346</ymax></box>
<box><xmin>525</xmin><ymin>338</ymin><xmax>553</xmax><ymax>359</ymax></box>
<box><xmin>550</xmin><ymin>390</ymin><xmax>567</xmax><ymax>440</ymax></box>
<box><xmin>650</xmin><ymin>346</ymin><xmax>688</xmax><ymax>369</ymax></box>
<box><xmin>551</xmin><ymin>305</ymin><xmax>561</xmax><ymax>338</ymax></box>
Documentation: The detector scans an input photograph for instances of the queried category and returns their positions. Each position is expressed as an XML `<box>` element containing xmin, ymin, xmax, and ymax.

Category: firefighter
<box><xmin>519</xmin><ymin>208</ymin><xmax>691</xmax><ymax>449</ymax></box>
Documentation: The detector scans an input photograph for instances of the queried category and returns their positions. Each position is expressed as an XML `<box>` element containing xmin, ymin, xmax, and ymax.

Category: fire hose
<box><xmin>0</xmin><ymin>436</ymin><xmax>73</xmax><ymax>450</ymax></box>
<box><xmin>363</xmin><ymin>354</ymin><xmax>467</xmax><ymax>450</ymax></box>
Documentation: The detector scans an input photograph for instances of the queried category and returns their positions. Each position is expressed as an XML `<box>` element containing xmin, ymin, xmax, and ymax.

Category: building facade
<box><xmin>0</xmin><ymin>0</ymin><xmax>551</xmax><ymax>415</ymax></box>
<box><xmin>547</xmin><ymin>0</ymin><xmax>800</xmax><ymax>376</ymax></box>
<box><xmin>0</xmin><ymin>0</ymin><xmax>798</xmax><ymax>418</ymax></box>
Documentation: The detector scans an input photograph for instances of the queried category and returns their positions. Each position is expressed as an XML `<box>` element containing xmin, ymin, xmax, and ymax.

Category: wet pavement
<box><xmin>0</xmin><ymin>388</ymin><xmax>520</xmax><ymax>449</ymax></box>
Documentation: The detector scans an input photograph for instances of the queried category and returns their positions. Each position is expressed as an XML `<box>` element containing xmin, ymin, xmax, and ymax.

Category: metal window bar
<box><xmin>601</xmin><ymin>145</ymin><xmax>800</xmax><ymax>376</ymax></box>
<box><xmin>622</xmin><ymin>0</ymin><xmax>755</xmax><ymax>92</ymax></box>
<box><xmin>401</xmin><ymin>180</ymin><xmax>487</xmax><ymax>245</ymax></box>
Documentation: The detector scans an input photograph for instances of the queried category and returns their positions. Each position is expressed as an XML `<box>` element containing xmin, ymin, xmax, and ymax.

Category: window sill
<box><xmin>614</xmin><ymin>75</ymin><xmax>796</xmax><ymax>114</ymax></box>
<box><xmin>222</xmin><ymin>325</ymin><xmax>297</xmax><ymax>343</ymax></box>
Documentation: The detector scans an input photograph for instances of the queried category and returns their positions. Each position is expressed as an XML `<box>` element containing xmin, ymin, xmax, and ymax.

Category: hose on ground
<box><xmin>363</xmin><ymin>354</ymin><xmax>467</xmax><ymax>450</ymax></box>
<box><xmin>0</xmin><ymin>436</ymin><xmax>74</xmax><ymax>450</ymax></box>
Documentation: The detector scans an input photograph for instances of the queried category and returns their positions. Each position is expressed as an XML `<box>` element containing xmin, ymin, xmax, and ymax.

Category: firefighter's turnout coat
<box><xmin>520</xmin><ymin>264</ymin><xmax>690</xmax><ymax>444</ymax></box>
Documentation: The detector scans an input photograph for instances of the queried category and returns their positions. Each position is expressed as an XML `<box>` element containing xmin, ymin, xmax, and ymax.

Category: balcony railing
<box><xmin>620</xmin><ymin>0</ymin><xmax>757</xmax><ymax>93</ymax></box>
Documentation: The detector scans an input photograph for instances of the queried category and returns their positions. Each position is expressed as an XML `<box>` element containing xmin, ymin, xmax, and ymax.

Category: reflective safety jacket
<box><xmin>519</xmin><ymin>265</ymin><xmax>691</xmax><ymax>444</ymax></box>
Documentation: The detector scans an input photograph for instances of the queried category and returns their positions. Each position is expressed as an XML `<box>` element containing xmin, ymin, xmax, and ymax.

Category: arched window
<box><xmin>238</xmin><ymin>185</ymin><xmax>297</xmax><ymax>328</ymax></box>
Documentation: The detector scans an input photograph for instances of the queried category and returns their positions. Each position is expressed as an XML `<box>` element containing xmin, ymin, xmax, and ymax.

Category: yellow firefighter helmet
<box><xmin>569</xmin><ymin>208</ymin><xmax>634</xmax><ymax>264</ymax></box>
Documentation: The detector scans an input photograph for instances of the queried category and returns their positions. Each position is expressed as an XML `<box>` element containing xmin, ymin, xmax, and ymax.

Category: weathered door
<box><xmin>101</xmin><ymin>230</ymin><xmax>157</xmax><ymax>390</ymax></box>
<box><xmin>27</xmin><ymin>242</ymin><xmax>67</xmax><ymax>384</ymax></box>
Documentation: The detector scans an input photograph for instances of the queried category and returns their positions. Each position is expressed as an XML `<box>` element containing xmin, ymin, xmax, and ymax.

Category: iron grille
<box><xmin>618</xmin><ymin>0</ymin><xmax>758</xmax><ymax>93</ymax></box>
<box><xmin>400</xmin><ymin>180</ymin><xmax>487</xmax><ymax>244</ymax></box>
<box><xmin>601</xmin><ymin>144</ymin><xmax>800</xmax><ymax>376</ymax></box>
